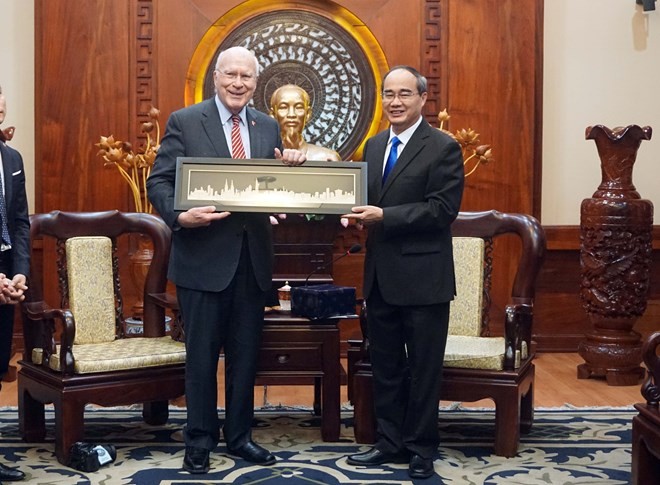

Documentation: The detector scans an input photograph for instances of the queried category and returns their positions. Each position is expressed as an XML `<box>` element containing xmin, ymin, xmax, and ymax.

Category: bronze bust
<box><xmin>269</xmin><ymin>84</ymin><xmax>341</xmax><ymax>162</ymax></box>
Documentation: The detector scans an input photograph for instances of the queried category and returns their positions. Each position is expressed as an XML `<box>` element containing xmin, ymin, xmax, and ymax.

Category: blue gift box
<box><xmin>290</xmin><ymin>284</ymin><xmax>356</xmax><ymax>320</ymax></box>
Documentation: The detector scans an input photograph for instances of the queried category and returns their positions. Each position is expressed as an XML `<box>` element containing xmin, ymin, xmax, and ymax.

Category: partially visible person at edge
<box><xmin>342</xmin><ymin>65</ymin><xmax>464</xmax><ymax>480</ymax></box>
<box><xmin>146</xmin><ymin>47</ymin><xmax>306</xmax><ymax>475</ymax></box>
<box><xmin>269</xmin><ymin>84</ymin><xmax>341</xmax><ymax>161</ymax></box>
<box><xmin>0</xmin><ymin>83</ymin><xmax>30</xmax><ymax>483</ymax></box>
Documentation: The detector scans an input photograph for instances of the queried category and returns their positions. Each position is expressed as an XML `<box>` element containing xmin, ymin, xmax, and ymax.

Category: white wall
<box><xmin>0</xmin><ymin>0</ymin><xmax>35</xmax><ymax>213</ymax></box>
<box><xmin>543</xmin><ymin>1</ymin><xmax>660</xmax><ymax>224</ymax></box>
<box><xmin>1</xmin><ymin>1</ymin><xmax>658</xmax><ymax>224</ymax></box>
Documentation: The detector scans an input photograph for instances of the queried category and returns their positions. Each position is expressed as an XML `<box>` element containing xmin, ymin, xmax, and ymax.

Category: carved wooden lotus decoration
<box><xmin>437</xmin><ymin>109</ymin><xmax>494</xmax><ymax>177</ymax></box>
<box><xmin>95</xmin><ymin>106</ymin><xmax>161</xmax><ymax>213</ymax></box>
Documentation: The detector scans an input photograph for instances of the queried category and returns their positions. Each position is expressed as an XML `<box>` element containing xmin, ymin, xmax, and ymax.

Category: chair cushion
<box><xmin>66</xmin><ymin>236</ymin><xmax>117</xmax><ymax>344</ymax></box>
<box><xmin>449</xmin><ymin>237</ymin><xmax>485</xmax><ymax>337</ymax></box>
<box><xmin>443</xmin><ymin>238</ymin><xmax>503</xmax><ymax>371</ymax></box>
<box><xmin>444</xmin><ymin>335</ymin><xmax>505</xmax><ymax>370</ymax></box>
<box><xmin>32</xmin><ymin>337</ymin><xmax>185</xmax><ymax>374</ymax></box>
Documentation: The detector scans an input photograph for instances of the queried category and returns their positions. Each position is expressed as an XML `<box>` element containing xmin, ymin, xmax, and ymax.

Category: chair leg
<box><xmin>54</xmin><ymin>399</ymin><xmax>85</xmax><ymax>465</ymax></box>
<box><xmin>143</xmin><ymin>400</ymin><xmax>169</xmax><ymax>425</ymax></box>
<box><xmin>18</xmin><ymin>381</ymin><xmax>46</xmax><ymax>442</ymax></box>
<box><xmin>313</xmin><ymin>377</ymin><xmax>322</xmax><ymax>416</ymax></box>
<box><xmin>520</xmin><ymin>382</ymin><xmax>534</xmax><ymax>434</ymax></box>
<box><xmin>493</xmin><ymin>392</ymin><xmax>521</xmax><ymax>457</ymax></box>
<box><xmin>346</xmin><ymin>341</ymin><xmax>362</xmax><ymax>404</ymax></box>
<box><xmin>632</xmin><ymin>415</ymin><xmax>660</xmax><ymax>485</ymax></box>
<box><xmin>352</xmin><ymin>362</ymin><xmax>376</xmax><ymax>444</ymax></box>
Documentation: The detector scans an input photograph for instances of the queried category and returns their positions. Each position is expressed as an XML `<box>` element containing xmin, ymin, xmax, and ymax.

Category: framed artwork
<box><xmin>174</xmin><ymin>157</ymin><xmax>367</xmax><ymax>214</ymax></box>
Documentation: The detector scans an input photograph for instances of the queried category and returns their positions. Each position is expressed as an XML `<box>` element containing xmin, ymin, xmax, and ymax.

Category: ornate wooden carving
<box><xmin>131</xmin><ymin>0</ymin><xmax>156</xmax><ymax>145</ymax></box>
<box><xmin>422</xmin><ymin>0</ymin><xmax>443</xmax><ymax>122</ymax></box>
<box><xmin>578</xmin><ymin>125</ymin><xmax>653</xmax><ymax>386</ymax></box>
<box><xmin>185</xmin><ymin>4</ymin><xmax>388</xmax><ymax>161</ymax></box>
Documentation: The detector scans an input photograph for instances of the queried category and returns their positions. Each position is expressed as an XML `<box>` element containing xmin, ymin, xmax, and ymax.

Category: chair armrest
<box><xmin>503</xmin><ymin>303</ymin><xmax>533</xmax><ymax>371</ymax></box>
<box><xmin>642</xmin><ymin>332</ymin><xmax>660</xmax><ymax>406</ymax></box>
<box><xmin>148</xmin><ymin>292</ymin><xmax>178</xmax><ymax>310</ymax></box>
<box><xmin>147</xmin><ymin>292</ymin><xmax>184</xmax><ymax>342</ymax></box>
<box><xmin>22</xmin><ymin>301</ymin><xmax>76</xmax><ymax>374</ymax></box>
<box><xmin>23</xmin><ymin>300</ymin><xmax>54</xmax><ymax>319</ymax></box>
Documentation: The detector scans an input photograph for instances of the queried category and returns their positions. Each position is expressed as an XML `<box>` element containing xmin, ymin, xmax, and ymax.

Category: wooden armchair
<box><xmin>18</xmin><ymin>210</ymin><xmax>186</xmax><ymax>465</ymax></box>
<box><xmin>350</xmin><ymin>210</ymin><xmax>546</xmax><ymax>457</ymax></box>
<box><xmin>632</xmin><ymin>331</ymin><xmax>660</xmax><ymax>484</ymax></box>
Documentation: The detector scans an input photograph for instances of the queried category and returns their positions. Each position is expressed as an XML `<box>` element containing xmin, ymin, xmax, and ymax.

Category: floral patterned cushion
<box><xmin>444</xmin><ymin>237</ymin><xmax>513</xmax><ymax>370</ymax></box>
<box><xmin>444</xmin><ymin>335</ymin><xmax>505</xmax><ymax>370</ymax></box>
<box><xmin>66</xmin><ymin>237</ymin><xmax>116</xmax><ymax>345</ymax></box>
<box><xmin>31</xmin><ymin>337</ymin><xmax>185</xmax><ymax>374</ymax></box>
<box><xmin>449</xmin><ymin>237</ymin><xmax>484</xmax><ymax>337</ymax></box>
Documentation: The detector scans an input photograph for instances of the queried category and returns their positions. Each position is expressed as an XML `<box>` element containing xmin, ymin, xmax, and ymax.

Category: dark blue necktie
<box><xmin>0</xmin><ymin>177</ymin><xmax>11</xmax><ymax>247</ymax></box>
<box><xmin>382</xmin><ymin>136</ymin><xmax>401</xmax><ymax>185</ymax></box>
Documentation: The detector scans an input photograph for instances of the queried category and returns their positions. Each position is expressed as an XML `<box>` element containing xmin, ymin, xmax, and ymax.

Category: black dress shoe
<box><xmin>182</xmin><ymin>446</ymin><xmax>210</xmax><ymax>474</ymax></box>
<box><xmin>0</xmin><ymin>462</ymin><xmax>25</xmax><ymax>481</ymax></box>
<box><xmin>409</xmin><ymin>454</ymin><xmax>434</xmax><ymax>479</ymax></box>
<box><xmin>347</xmin><ymin>447</ymin><xmax>408</xmax><ymax>466</ymax></box>
<box><xmin>227</xmin><ymin>441</ymin><xmax>276</xmax><ymax>465</ymax></box>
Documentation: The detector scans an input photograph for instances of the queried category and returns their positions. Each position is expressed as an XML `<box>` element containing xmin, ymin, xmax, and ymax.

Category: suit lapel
<box><xmin>246</xmin><ymin>108</ymin><xmax>263</xmax><ymax>159</ymax></box>
<box><xmin>366</xmin><ymin>133</ymin><xmax>388</xmax><ymax>202</ymax></box>
<box><xmin>379</xmin><ymin>121</ymin><xmax>429</xmax><ymax>199</ymax></box>
<box><xmin>0</xmin><ymin>144</ymin><xmax>13</xmax><ymax>204</ymax></box>
<box><xmin>200</xmin><ymin>99</ymin><xmax>231</xmax><ymax>157</ymax></box>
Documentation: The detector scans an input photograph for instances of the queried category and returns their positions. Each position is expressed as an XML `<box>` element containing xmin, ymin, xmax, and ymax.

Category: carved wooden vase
<box><xmin>578</xmin><ymin>124</ymin><xmax>653</xmax><ymax>386</ymax></box>
<box><xmin>128</xmin><ymin>233</ymin><xmax>154</xmax><ymax>320</ymax></box>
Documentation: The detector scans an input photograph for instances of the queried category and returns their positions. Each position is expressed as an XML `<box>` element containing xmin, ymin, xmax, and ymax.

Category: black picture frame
<box><xmin>174</xmin><ymin>157</ymin><xmax>367</xmax><ymax>214</ymax></box>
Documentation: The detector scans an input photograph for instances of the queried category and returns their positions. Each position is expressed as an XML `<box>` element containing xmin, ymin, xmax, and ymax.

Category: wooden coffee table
<box><xmin>149</xmin><ymin>292</ymin><xmax>349</xmax><ymax>442</ymax></box>
<box><xmin>258</xmin><ymin>311</ymin><xmax>354</xmax><ymax>442</ymax></box>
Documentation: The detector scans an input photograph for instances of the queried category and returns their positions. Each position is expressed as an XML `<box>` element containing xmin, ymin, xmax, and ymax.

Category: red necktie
<box><xmin>231</xmin><ymin>115</ymin><xmax>247</xmax><ymax>159</ymax></box>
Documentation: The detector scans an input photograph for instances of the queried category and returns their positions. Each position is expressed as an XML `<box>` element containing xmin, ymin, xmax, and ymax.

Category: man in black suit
<box><xmin>146</xmin><ymin>47</ymin><xmax>305</xmax><ymax>474</ymax></box>
<box><xmin>343</xmin><ymin>66</ymin><xmax>464</xmax><ymax>479</ymax></box>
<box><xmin>0</xmin><ymin>84</ymin><xmax>30</xmax><ymax>482</ymax></box>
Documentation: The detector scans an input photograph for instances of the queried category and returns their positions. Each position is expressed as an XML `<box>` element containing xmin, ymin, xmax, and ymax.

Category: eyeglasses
<box><xmin>217</xmin><ymin>70</ymin><xmax>256</xmax><ymax>83</ymax></box>
<box><xmin>381</xmin><ymin>90</ymin><xmax>419</xmax><ymax>102</ymax></box>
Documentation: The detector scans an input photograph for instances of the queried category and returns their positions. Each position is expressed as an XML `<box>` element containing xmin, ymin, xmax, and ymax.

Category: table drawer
<box><xmin>257</xmin><ymin>345</ymin><xmax>323</xmax><ymax>372</ymax></box>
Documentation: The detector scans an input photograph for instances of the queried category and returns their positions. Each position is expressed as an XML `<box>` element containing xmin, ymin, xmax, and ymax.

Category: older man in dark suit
<box><xmin>0</xmin><ymin>84</ymin><xmax>30</xmax><ymax>482</ymax></box>
<box><xmin>147</xmin><ymin>47</ymin><xmax>305</xmax><ymax>474</ymax></box>
<box><xmin>343</xmin><ymin>66</ymin><xmax>464</xmax><ymax>480</ymax></box>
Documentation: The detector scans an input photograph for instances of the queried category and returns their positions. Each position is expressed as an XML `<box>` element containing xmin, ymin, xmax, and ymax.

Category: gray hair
<box><xmin>383</xmin><ymin>65</ymin><xmax>428</xmax><ymax>94</ymax></box>
<box><xmin>215</xmin><ymin>46</ymin><xmax>260</xmax><ymax>76</ymax></box>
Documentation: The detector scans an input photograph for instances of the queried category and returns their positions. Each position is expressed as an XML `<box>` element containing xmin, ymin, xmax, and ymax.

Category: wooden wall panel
<box><xmin>444</xmin><ymin>0</ymin><xmax>542</xmax><ymax>216</ymax></box>
<box><xmin>32</xmin><ymin>0</ymin><xmax>545</xmax><ymax>353</ymax></box>
<box><xmin>440</xmin><ymin>0</ymin><xmax>543</xmax><ymax>328</ymax></box>
<box><xmin>34</xmin><ymin>0</ymin><xmax>543</xmax><ymax>222</ymax></box>
<box><xmin>35</xmin><ymin>0</ymin><xmax>132</xmax><ymax>213</ymax></box>
<box><xmin>153</xmin><ymin>0</ymin><xmax>423</xmax><ymax>137</ymax></box>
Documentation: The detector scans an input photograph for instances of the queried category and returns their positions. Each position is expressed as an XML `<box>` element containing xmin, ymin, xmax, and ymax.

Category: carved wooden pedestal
<box><xmin>578</xmin><ymin>125</ymin><xmax>653</xmax><ymax>386</ymax></box>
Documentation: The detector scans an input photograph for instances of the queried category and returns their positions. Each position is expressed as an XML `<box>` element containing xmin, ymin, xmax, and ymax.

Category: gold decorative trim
<box><xmin>185</xmin><ymin>0</ymin><xmax>389</xmax><ymax>160</ymax></box>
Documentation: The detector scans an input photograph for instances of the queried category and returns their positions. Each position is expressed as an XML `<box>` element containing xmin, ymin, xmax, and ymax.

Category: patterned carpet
<box><xmin>0</xmin><ymin>405</ymin><xmax>634</xmax><ymax>484</ymax></box>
